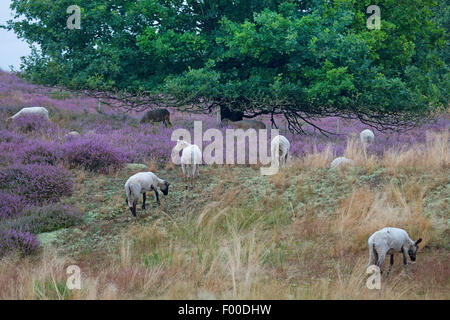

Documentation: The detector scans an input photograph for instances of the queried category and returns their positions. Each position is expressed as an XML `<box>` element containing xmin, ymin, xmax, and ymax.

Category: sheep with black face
<box><xmin>367</xmin><ymin>227</ymin><xmax>422</xmax><ymax>275</ymax></box>
<box><xmin>124</xmin><ymin>172</ymin><xmax>170</xmax><ymax>217</ymax></box>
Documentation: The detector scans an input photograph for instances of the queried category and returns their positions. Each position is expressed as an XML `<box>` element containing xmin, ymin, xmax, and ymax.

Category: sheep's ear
<box><xmin>415</xmin><ymin>238</ymin><xmax>422</xmax><ymax>245</ymax></box>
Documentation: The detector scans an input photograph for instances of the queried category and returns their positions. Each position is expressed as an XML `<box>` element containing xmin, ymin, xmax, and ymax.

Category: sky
<box><xmin>0</xmin><ymin>0</ymin><xmax>31</xmax><ymax>71</ymax></box>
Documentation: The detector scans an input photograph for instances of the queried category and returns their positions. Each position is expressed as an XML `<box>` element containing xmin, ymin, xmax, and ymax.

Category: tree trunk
<box><xmin>220</xmin><ymin>106</ymin><xmax>243</xmax><ymax>122</ymax></box>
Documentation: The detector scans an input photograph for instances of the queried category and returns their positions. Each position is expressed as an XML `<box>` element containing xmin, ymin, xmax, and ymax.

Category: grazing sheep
<box><xmin>65</xmin><ymin>131</ymin><xmax>80</xmax><ymax>139</ymax></box>
<box><xmin>360</xmin><ymin>129</ymin><xmax>375</xmax><ymax>145</ymax></box>
<box><xmin>330</xmin><ymin>157</ymin><xmax>354</xmax><ymax>168</ymax></box>
<box><xmin>172</xmin><ymin>139</ymin><xmax>202</xmax><ymax>189</ymax></box>
<box><xmin>10</xmin><ymin>107</ymin><xmax>49</xmax><ymax>120</ymax></box>
<box><xmin>367</xmin><ymin>227</ymin><xmax>422</xmax><ymax>275</ymax></box>
<box><xmin>140</xmin><ymin>109</ymin><xmax>171</xmax><ymax>127</ymax></box>
<box><xmin>222</xmin><ymin>119</ymin><xmax>266</xmax><ymax>130</ymax></box>
<box><xmin>124</xmin><ymin>172</ymin><xmax>170</xmax><ymax>217</ymax></box>
<box><xmin>271</xmin><ymin>135</ymin><xmax>290</xmax><ymax>168</ymax></box>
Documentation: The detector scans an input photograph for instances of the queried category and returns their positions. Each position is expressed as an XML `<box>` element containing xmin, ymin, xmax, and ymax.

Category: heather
<box><xmin>0</xmin><ymin>229</ymin><xmax>39</xmax><ymax>257</ymax></box>
<box><xmin>61</xmin><ymin>137</ymin><xmax>128</xmax><ymax>173</ymax></box>
<box><xmin>0</xmin><ymin>71</ymin><xmax>448</xmax><ymax>299</ymax></box>
<box><xmin>16</xmin><ymin>140</ymin><xmax>61</xmax><ymax>165</ymax></box>
<box><xmin>0</xmin><ymin>164</ymin><xmax>73</xmax><ymax>204</ymax></box>
<box><xmin>0</xmin><ymin>192</ymin><xmax>26</xmax><ymax>219</ymax></box>
<box><xmin>0</xmin><ymin>204</ymin><xmax>82</xmax><ymax>235</ymax></box>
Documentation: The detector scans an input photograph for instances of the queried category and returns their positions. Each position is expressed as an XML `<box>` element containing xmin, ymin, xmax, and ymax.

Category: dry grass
<box><xmin>0</xmin><ymin>132</ymin><xmax>449</xmax><ymax>300</ymax></box>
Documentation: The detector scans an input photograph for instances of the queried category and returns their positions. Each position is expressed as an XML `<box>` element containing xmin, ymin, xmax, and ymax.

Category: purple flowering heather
<box><xmin>16</xmin><ymin>140</ymin><xmax>61</xmax><ymax>165</ymax></box>
<box><xmin>61</xmin><ymin>136</ymin><xmax>128</xmax><ymax>173</ymax></box>
<box><xmin>0</xmin><ymin>164</ymin><xmax>73</xmax><ymax>204</ymax></box>
<box><xmin>0</xmin><ymin>192</ymin><xmax>26</xmax><ymax>219</ymax></box>
<box><xmin>0</xmin><ymin>228</ymin><xmax>39</xmax><ymax>256</ymax></box>
<box><xmin>10</xmin><ymin>113</ymin><xmax>56</xmax><ymax>134</ymax></box>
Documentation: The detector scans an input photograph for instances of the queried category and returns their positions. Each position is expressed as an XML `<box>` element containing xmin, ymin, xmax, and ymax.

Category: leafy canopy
<box><xmin>5</xmin><ymin>0</ymin><xmax>448</xmax><ymax>132</ymax></box>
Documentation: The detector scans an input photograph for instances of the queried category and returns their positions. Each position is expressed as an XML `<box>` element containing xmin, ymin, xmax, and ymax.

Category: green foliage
<box><xmin>5</xmin><ymin>0</ymin><xmax>448</xmax><ymax>130</ymax></box>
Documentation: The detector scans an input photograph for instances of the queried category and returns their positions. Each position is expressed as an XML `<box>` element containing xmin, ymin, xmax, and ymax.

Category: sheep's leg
<box><xmin>131</xmin><ymin>197</ymin><xmax>138</xmax><ymax>217</ymax></box>
<box><xmin>182</xmin><ymin>164</ymin><xmax>188</xmax><ymax>190</ymax></box>
<box><xmin>376</xmin><ymin>250</ymin><xmax>386</xmax><ymax>274</ymax></box>
<box><xmin>367</xmin><ymin>245</ymin><xmax>375</xmax><ymax>267</ymax></box>
<box><xmin>373</xmin><ymin>250</ymin><xmax>379</xmax><ymax>268</ymax></box>
<box><xmin>402</xmin><ymin>249</ymin><xmax>408</xmax><ymax>275</ymax></box>
<box><xmin>387</xmin><ymin>254</ymin><xmax>394</xmax><ymax>276</ymax></box>
<box><xmin>142</xmin><ymin>192</ymin><xmax>146</xmax><ymax>210</ymax></box>
<box><xmin>154</xmin><ymin>189</ymin><xmax>160</xmax><ymax>205</ymax></box>
<box><xmin>192</xmin><ymin>165</ymin><xmax>197</xmax><ymax>188</ymax></box>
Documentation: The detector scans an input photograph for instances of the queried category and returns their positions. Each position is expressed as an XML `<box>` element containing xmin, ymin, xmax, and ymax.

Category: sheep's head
<box><xmin>174</xmin><ymin>139</ymin><xmax>190</xmax><ymax>150</ymax></box>
<box><xmin>408</xmin><ymin>238</ymin><xmax>423</xmax><ymax>261</ymax></box>
<box><xmin>160</xmin><ymin>180</ymin><xmax>170</xmax><ymax>195</ymax></box>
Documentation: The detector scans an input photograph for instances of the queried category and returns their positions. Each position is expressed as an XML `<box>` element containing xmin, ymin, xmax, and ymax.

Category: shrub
<box><xmin>61</xmin><ymin>137</ymin><xmax>127</xmax><ymax>173</ymax></box>
<box><xmin>11</xmin><ymin>113</ymin><xmax>54</xmax><ymax>134</ymax></box>
<box><xmin>0</xmin><ymin>228</ymin><xmax>39</xmax><ymax>257</ymax></box>
<box><xmin>0</xmin><ymin>192</ymin><xmax>26</xmax><ymax>219</ymax></box>
<box><xmin>1</xmin><ymin>204</ymin><xmax>82</xmax><ymax>234</ymax></box>
<box><xmin>0</xmin><ymin>164</ymin><xmax>73</xmax><ymax>204</ymax></box>
<box><xmin>0</xmin><ymin>129</ymin><xmax>25</xmax><ymax>143</ymax></box>
<box><xmin>16</xmin><ymin>140</ymin><xmax>60</xmax><ymax>165</ymax></box>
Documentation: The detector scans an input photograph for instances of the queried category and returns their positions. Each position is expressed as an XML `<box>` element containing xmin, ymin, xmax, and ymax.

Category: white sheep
<box><xmin>330</xmin><ymin>157</ymin><xmax>354</xmax><ymax>168</ymax></box>
<box><xmin>10</xmin><ymin>107</ymin><xmax>49</xmax><ymax>120</ymax></box>
<box><xmin>360</xmin><ymin>129</ymin><xmax>375</xmax><ymax>145</ymax></box>
<box><xmin>65</xmin><ymin>131</ymin><xmax>80</xmax><ymax>139</ymax></box>
<box><xmin>172</xmin><ymin>139</ymin><xmax>202</xmax><ymax>189</ymax></box>
<box><xmin>271</xmin><ymin>135</ymin><xmax>290</xmax><ymax>168</ymax></box>
<box><xmin>367</xmin><ymin>227</ymin><xmax>422</xmax><ymax>275</ymax></box>
<box><xmin>124</xmin><ymin>172</ymin><xmax>170</xmax><ymax>217</ymax></box>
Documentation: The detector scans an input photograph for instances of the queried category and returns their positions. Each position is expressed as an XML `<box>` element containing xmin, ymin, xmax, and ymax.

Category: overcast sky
<box><xmin>0</xmin><ymin>0</ymin><xmax>31</xmax><ymax>71</ymax></box>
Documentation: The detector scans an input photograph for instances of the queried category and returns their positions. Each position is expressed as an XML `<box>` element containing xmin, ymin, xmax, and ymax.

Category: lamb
<box><xmin>330</xmin><ymin>157</ymin><xmax>354</xmax><ymax>168</ymax></box>
<box><xmin>124</xmin><ymin>172</ymin><xmax>170</xmax><ymax>217</ymax></box>
<box><xmin>172</xmin><ymin>139</ymin><xmax>202</xmax><ymax>189</ymax></box>
<box><xmin>367</xmin><ymin>227</ymin><xmax>422</xmax><ymax>275</ymax></box>
<box><xmin>360</xmin><ymin>129</ymin><xmax>375</xmax><ymax>145</ymax></box>
<box><xmin>271</xmin><ymin>135</ymin><xmax>290</xmax><ymax>168</ymax></box>
<box><xmin>221</xmin><ymin>119</ymin><xmax>266</xmax><ymax>130</ymax></box>
<box><xmin>140</xmin><ymin>109</ymin><xmax>171</xmax><ymax>127</ymax></box>
<box><xmin>10</xmin><ymin>107</ymin><xmax>49</xmax><ymax>120</ymax></box>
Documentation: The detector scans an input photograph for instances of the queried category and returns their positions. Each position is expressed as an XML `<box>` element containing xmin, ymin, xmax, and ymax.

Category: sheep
<box><xmin>140</xmin><ymin>109</ymin><xmax>171</xmax><ymax>127</ymax></box>
<box><xmin>221</xmin><ymin>119</ymin><xmax>266</xmax><ymax>130</ymax></box>
<box><xmin>124</xmin><ymin>172</ymin><xmax>170</xmax><ymax>217</ymax></box>
<box><xmin>64</xmin><ymin>131</ymin><xmax>80</xmax><ymax>139</ymax></box>
<box><xmin>172</xmin><ymin>139</ymin><xmax>202</xmax><ymax>189</ymax></box>
<box><xmin>360</xmin><ymin>129</ymin><xmax>375</xmax><ymax>160</ymax></box>
<box><xmin>271</xmin><ymin>135</ymin><xmax>290</xmax><ymax>168</ymax></box>
<box><xmin>10</xmin><ymin>107</ymin><xmax>49</xmax><ymax>120</ymax></box>
<box><xmin>367</xmin><ymin>227</ymin><xmax>422</xmax><ymax>275</ymax></box>
<box><xmin>330</xmin><ymin>157</ymin><xmax>354</xmax><ymax>168</ymax></box>
<box><xmin>360</xmin><ymin>129</ymin><xmax>375</xmax><ymax>145</ymax></box>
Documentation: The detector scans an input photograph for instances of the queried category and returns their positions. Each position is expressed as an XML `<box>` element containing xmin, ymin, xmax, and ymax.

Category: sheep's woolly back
<box><xmin>360</xmin><ymin>129</ymin><xmax>375</xmax><ymax>144</ymax></box>
<box><xmin>330</xmin><ymin>157</ymin><xmax>354</xmax><ymax>168</ymax></box>
<box><xmin>368</xmin><ymin>227</ymin><xmax>415</xmax><ymax>252</ymax></box>
<box><xmin>65</xmin><ymin>131</ymin><xmax>80</xmax><ymax>138</ymax></box>
<box><xmin>271</xmin><ymin>135</ymin><xmax>290</xmax><ymax>158</ymax></box>
<box><xmin>172</xmin><ymin>140</ymin><xmax>202</xmax><ymax>165</ymax></box>
<box><xmin>11</xmin><ymin>107</ymin><xmax>49</xmax><ymax>120</ymax></box>
<box><xmin>124</xmin><ymin>172</ymin><xmax>163</xmax><ymax>206</ymax></box>
<box><xmin>181</xmin><ymin>144</ymin><xmax>202</xmax><ymax>165</ymax></box>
